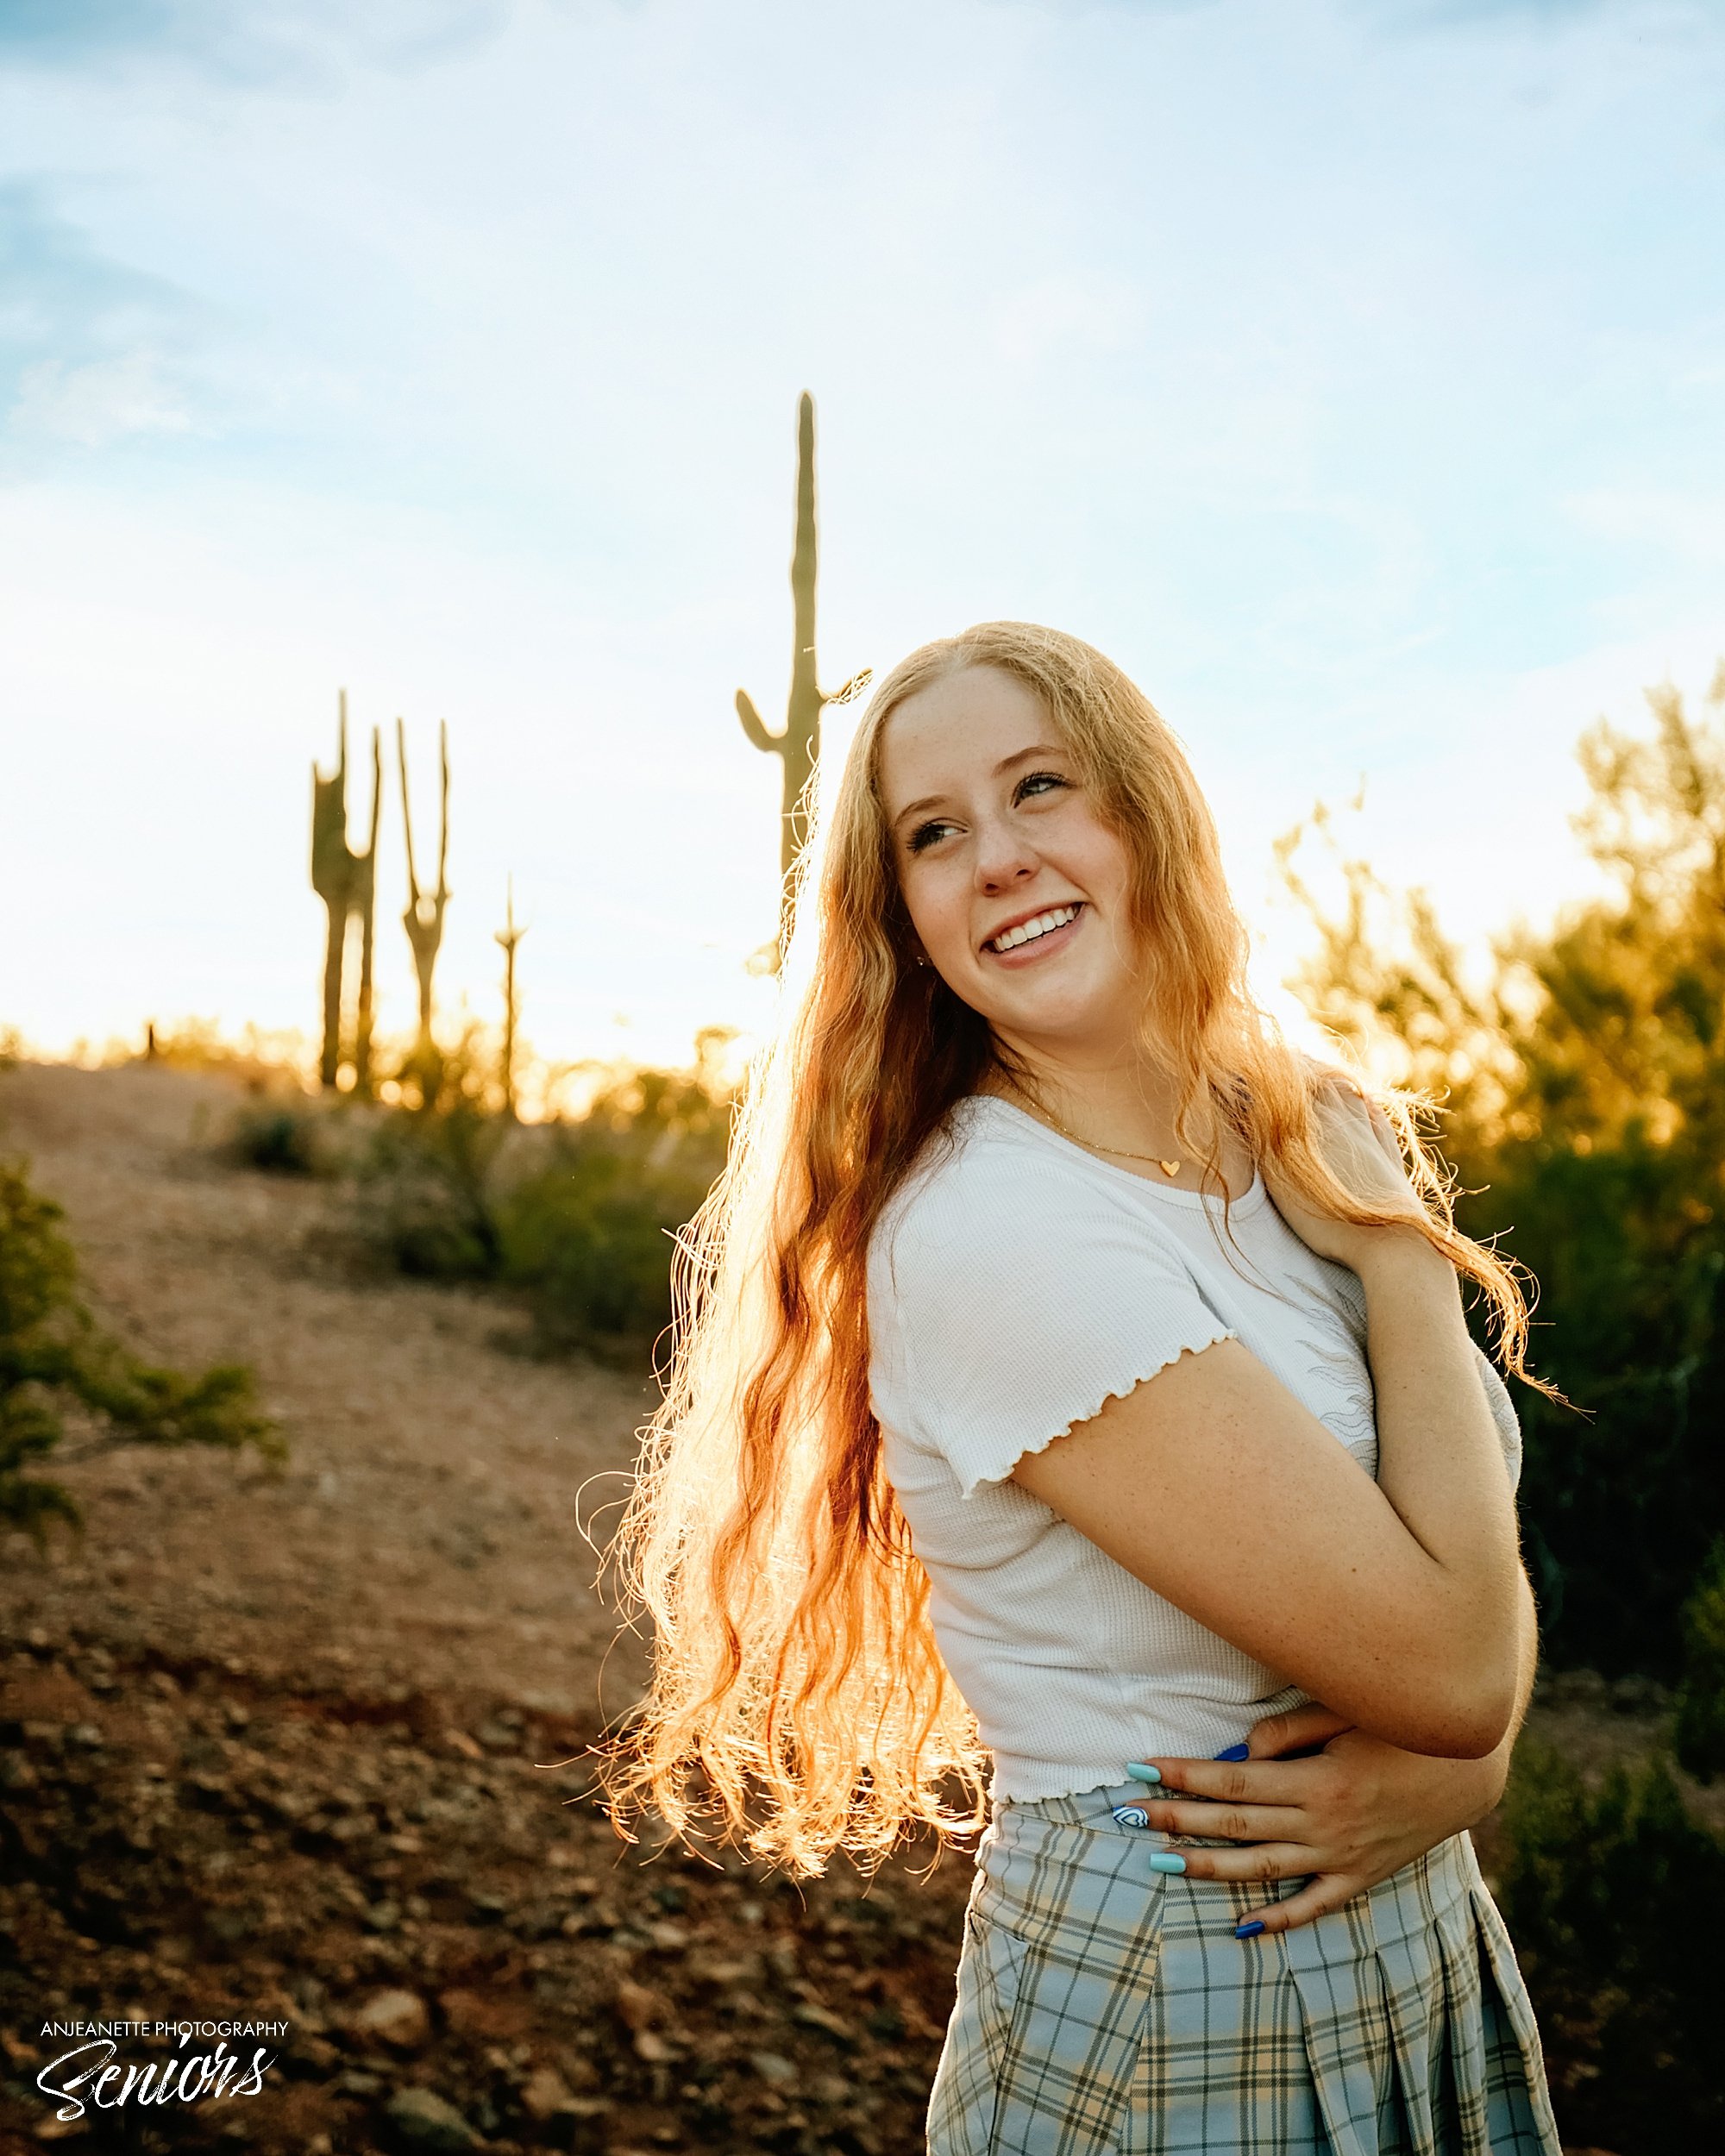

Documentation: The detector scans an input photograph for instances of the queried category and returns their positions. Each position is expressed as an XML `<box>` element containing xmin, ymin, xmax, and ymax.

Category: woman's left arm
<box><xmin>1132</xmin><ymin>1569</ymin><xmax>1539</xmax><ymax>1935</ymax></box>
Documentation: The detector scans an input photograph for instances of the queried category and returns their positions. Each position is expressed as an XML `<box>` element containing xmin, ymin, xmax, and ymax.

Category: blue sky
<box><xmin>2</xmin><ymin>0</ymin><xmax>1722</xmax><ymax>1070</ymax></box>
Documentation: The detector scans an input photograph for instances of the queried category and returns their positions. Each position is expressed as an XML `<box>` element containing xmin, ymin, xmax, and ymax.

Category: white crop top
<box><xmin>865</xmin><ymin>1094</ymin><xmax>1523</xmax><ymax>1804</ymax></box>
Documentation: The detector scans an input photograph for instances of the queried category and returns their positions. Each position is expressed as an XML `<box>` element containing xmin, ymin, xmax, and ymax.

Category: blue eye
<box><xmin>1017</xmin><ymin>770</ymin><xmax>1068</xmax><ymax>801</ymax></box>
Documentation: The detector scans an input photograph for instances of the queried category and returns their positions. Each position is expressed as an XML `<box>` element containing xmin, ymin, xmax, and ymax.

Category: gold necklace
<box><xmin>1019</xmin><ymin>1098</ymin><xmax>1182</xmax><ymax>1177</ymax></box>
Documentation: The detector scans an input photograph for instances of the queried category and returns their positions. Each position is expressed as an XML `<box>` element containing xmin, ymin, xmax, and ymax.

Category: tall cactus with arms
<box><xmin>310</xmin><ymin>693</ymin><xmax>382</xmax><ymax>1092</ymax></box>
<box><xmin>736</xmin><ymin>392</ymin><xmax>869</xmax><ymax>946</ymax></box>
<box><xmin>398</xmin><ymin>717</ymin><xmax>452</xmax><ymax>1053</ymax></box>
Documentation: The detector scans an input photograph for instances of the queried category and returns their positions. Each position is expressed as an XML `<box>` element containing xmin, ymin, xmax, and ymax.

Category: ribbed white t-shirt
<box><xmin>865</xmin><ymin>1094</ymin><xmax>1524</xmax><ymax>1804</ymax></box>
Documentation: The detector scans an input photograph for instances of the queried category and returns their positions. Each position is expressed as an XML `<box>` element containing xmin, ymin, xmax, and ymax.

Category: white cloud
<box><xmin>9</xmin><ymin>351</ymin><xmax>196</xmax><ymax>447</ymax></box>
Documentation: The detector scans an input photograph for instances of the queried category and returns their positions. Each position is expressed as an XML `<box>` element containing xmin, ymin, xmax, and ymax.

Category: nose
<box><xmin>972</xmin><ymin>813</ymin><xmax>1039</xmax><ymax>895</ymax></box>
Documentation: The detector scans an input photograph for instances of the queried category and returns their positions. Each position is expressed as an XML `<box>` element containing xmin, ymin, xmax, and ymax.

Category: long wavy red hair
<box><xmin>593</xmin><ymin>622</ymin><xmax>1536</xmax><ymax>1878</ymax></box>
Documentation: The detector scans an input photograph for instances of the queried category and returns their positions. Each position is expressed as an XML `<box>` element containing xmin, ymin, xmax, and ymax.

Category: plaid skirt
<box><xmin>927</xmin><ymin>1778</ymin><xmax>1561</xmax><ymax>2156</ymax></box>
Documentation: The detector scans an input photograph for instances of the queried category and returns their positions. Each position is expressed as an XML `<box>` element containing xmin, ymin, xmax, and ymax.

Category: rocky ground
<box><xmin>0</xmin><ymin>1061</ymin><xmax>1698</xmax><ymax>2154</ymax></box>
<box><xmin>0</xmin><ymin>1062</ymin><xmax>976</xmax><ymax>2154</ymax></box>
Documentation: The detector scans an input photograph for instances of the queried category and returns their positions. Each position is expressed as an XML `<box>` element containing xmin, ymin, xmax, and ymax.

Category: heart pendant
<box><xmin>1158</xmin><ymin>1160</ymin><xmax>1181</xmax><ymax>1178</ymax></box>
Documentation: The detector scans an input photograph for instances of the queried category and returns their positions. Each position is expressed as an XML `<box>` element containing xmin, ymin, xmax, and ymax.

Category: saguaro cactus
<box><xmin>495</xmin><ymin>878</ymin><xmax>526</xmax><ymax>1119</ymax></box>
<box><xmin>351</xmin><ymin>729</ymin><xmax>383</xmax><ymax>1096</ymax></box>
<box><xmin>398</xmin><ymin>718</ymin><xmax>451</xmax><ymax>1051</ymax></box>
<box><xmin>736</xmin><ymin>392</ymin><xmax>869</xmax><ymax>942</ymax></box>
<box><xmin>310</xmin><ymin>693</ymin><xmax>383</xmax><ymax>1091</ymax></box>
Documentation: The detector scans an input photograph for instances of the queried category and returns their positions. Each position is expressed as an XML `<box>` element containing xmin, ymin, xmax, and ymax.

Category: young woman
<box><xmin>602</xmin><ymin>621</ymin><xmax>1560</xmax><ymax>2154</ymax></box>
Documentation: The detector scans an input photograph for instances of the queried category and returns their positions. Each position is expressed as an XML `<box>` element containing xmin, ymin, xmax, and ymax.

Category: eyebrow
<box><xmin>890</xmin><ymin>743</ymin><xmax>1069</xmax><ymax>831</ymax></box>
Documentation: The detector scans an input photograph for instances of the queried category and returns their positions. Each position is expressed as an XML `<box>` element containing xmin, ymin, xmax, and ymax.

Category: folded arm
<box><xmin>1011</xmin><ymin>1234</ymin><xmax>1525</xmax><ymax>1759</ymax></box>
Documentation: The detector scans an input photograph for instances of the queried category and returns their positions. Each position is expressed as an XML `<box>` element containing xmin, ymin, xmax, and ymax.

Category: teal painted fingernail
<box><xmin>1235</xmin><ymin>1919</ymin><xmax>1265</xmax><ymax>1940</ymax></box>
<box><xmin>1147</xmin><ymin>1852</ymin><xmax>1186</xmax><ymax>1874</ymax></box>
<box><xmin>1214</xmin><ymin>1743</ymin><xmax>1251</xmax><ymax>1763</ymax></box>
<box><xmin>1126</xmin><ymin>1763</ymin><xmax>1162</xmax><ymax>1783</ymax></box>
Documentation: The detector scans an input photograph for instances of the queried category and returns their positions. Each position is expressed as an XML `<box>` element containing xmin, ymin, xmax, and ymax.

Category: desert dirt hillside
<box><xmin>0</xmin><ymin>1062</ymin><xmax>981</xmax><ymax>2156</ymax></box>
<box><xmin>0</xmin><ymin>1060</ymin><xmax>1684</xmax><ymax>2155</ymax></box>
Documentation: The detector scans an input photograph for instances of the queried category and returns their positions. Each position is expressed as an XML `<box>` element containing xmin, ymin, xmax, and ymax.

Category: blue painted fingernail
<box><xmin>1147</xmin><ymin>1852</ymin><xmax>1186</xmax><ymax>1874</ymax></box>
<box><xmin>1126</xmin><ymin>1762</ymin><xmax>1163</xmax><ymax>1783</ymax></box>
<box><xmin>1235</xmin><ymin>1919</ymin><xmax>1265</xmax><ymax>1940</ymax></box>
<box><xmin>1112</xmin><ymin>1805</ymin><xmax>1151</xmax><ymax>1829</ymax></box>
<box><xmin>1214</xmin><ymin>1743</ymin><xmax>1251</xmax><ymax>1762</ymax></box>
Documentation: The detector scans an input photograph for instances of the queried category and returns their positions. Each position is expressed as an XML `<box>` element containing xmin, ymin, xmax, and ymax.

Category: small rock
<box><xmin>350</xmin><ymin>1988</ymin><xmax>431</xmax><ymax>2050</ymax></box>
<box><xmin>646</xmin><ymin>1921</ymin><xmax>689</xmax><ymax>1952</ymax></box>
<box><xmin>384</xmin><ymin>2086</ymin><xmax>480</xmax><ymax>2152</ymax></box>
<box><xmin>614</xmin><ymin>1978</ymin><xmax>664</xmax><ymax>2034</ymax></box>
<box><xmin>204</xmin><ymin>1906</ymin><xmax>252</xmax><ymax>1948</ymax></box>
<box><xmin>518</xmin><ymin>2065</ymin><xmax>572</xmax><ymax>2122</ymax></box>
<box><xmin>750</xmin><ymin>2051</ymin><xmax>798</xmax><ymax>2087</ymax></box>
<box><xmin>66</xmin><ymin>1723</ymin><xmax>105</xmax><ymax>1751</ymax></box>
<box><xmin>792</xmin><ymin>2001</ymin><xmax>854</xmax><ymax>2043</ymax></box>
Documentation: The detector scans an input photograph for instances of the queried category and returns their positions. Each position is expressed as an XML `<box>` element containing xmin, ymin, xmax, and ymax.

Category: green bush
<box><xmin>351</xmin><ymin>1025</ymin><xmax>518</xmax><ymax>1276</ymax></box>
<box><xmin>501</xmin><ymin>1061</ymin><xmax>730</xmax><ymax>1356</ymax></box>
<box><xmin>1496</xmin><ymin>1737</ymin><xmax>1725</xmax><ymax>2148</ymax></box>
<box><xmin>1469</xmin><ymin>1142</ymin><xmax>1724</xmax><ymax>1678</ymax></box>
<box><xmin>1283</xmin><ymin>680</ymin><xmax>1725</xmax><ymax>1677</ymax></box>
<box><xmin>359</xmin><ymin>1097</ymin><xmax>511</xmax><ymax>1279</ymax></box>
<box><xmin>226</xmin><ymin>1102</ymin><xmax>333</xmax><ymax>1176</ymax></box>
<box><xmin>352</xmin><ymin>1040</ymin><xmax>733</xmax><ymax>1357</ymax></box>
<box><xmin>1673</xmin><ymin>1538</ymin><xmax>1725</xmax><ymax>1781</ymax></box>
<box><xmin>0</xmin><ymin>1157</ymin><xmax>284</xmax><ymax>1546</ymax></box>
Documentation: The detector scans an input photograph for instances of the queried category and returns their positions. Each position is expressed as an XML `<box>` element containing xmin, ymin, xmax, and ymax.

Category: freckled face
<box><xmin>877</xmin><ymin>665</ymin><xmax>1143</xmax><ymax>1057</ymax></box>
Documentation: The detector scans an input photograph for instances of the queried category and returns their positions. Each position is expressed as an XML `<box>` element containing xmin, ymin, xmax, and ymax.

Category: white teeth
<box><xmin>989</xmin><ymin>904</ymin><xmax>1079</xmax><ymax>953</ymax></box>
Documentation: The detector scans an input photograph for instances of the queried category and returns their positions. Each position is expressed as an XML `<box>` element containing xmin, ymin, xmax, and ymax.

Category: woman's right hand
<box><xmin>1260</xmin><ymin>1073</ymin><xmax>1435</xmax><ymax>1275</ymax></box>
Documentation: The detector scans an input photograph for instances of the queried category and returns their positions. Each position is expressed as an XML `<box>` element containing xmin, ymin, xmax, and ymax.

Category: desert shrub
<box><xmin>1469</xmin><ymin>1142</ymin><xmax>1724</xmax><ymax>1677</ymax></box>
<box><xmin>354</xmin><ymin>1038</ymin><xmax>734</xmax><ymax>1354</ymax></box>
<box><xmin>497</xmin><ymin>1060</ymin><xmax>731</xmax><ymax>1354</ymax></box>
<box><xmin>1673</xmin><ymin>1538</ymin><xmax>1725</xmax><ymax>1781</ymax></box>
<box><xmin>1283</xmin><ymin>674</ymin><xmax>1725</xmax><ymax>1675</ymax></box>
<box><xmin>226</xmin><ymin>1102</ymin><xmax>336</xmax><ymax>1177</ymax></box>
<box><xmin>1496</xmin><ymin>1737</ymin><xmax>1725</xmax><ymax>2149</ymax></box>
<box><xmin>0</xmin><ymin>1156</ymin><xmax>284</xmax><ymax>1546</ymax></box>
<box><xmin>361</xmin><ymin>1101</ymin><xmax>512</xmax><ymax>1278</ymax></box>
<box><xmin>355</xmin><ymin>1031</ymin><xmax>516</xmax><ymax>1279</ymax></box>
<box><xmin>134</xmin><ymin>1017</ymin><xmax>314</xmax><ymax>1087</ymax></box>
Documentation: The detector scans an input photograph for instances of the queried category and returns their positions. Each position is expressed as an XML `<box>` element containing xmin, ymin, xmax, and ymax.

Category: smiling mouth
<box><xmin>985</xmin><ymin>902</ymin><xmax>1084</xmax><ymax>956</ymax></box>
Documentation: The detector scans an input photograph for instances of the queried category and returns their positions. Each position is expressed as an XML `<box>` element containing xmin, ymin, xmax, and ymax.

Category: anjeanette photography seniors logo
<box><xmin>33</xmin><ymin>2017</ymin><xmax>287</xmax><ymax>2128</ymax></box>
